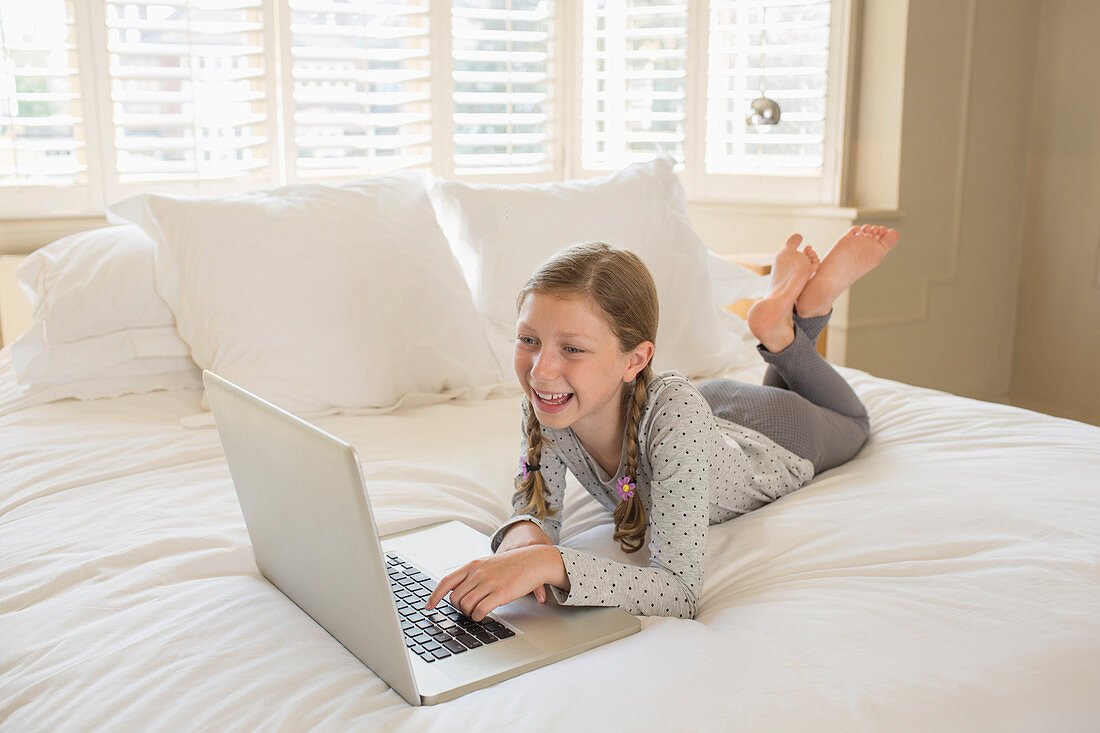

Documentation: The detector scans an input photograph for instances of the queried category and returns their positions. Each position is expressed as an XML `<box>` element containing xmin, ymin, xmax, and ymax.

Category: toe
<box><xmin>882</xmin><ymin>228</ymin><xmax>900</xmax><ymax>247</ymax></box>
<box><xmin>785</xmin><ymin>233</ymin><xmax>803</xmax><ymax>249</ymax></box>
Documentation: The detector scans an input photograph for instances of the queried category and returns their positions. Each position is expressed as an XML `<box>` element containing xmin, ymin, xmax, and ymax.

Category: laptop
<box><xmin>203</xmin><ymin>370</ymin><xmax>640</xmax><ymax>705</ymax></box>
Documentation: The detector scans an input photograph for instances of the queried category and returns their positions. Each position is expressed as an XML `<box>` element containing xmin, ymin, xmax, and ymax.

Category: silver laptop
<box><xmin>203</xmin><ymin>370</ymin><xmax>639</xmax><ymax>705</ymax></box>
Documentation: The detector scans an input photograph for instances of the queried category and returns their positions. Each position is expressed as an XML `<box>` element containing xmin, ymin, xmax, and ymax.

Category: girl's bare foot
<box><xmin>747</xmin><ymin>234</ymin><xmax>820</xmax><ymax>353</ymax></box>
<box><xmin>795</xmin><ymin>224</ymin><xmax>900</xmax><ymax>318</ymax></box>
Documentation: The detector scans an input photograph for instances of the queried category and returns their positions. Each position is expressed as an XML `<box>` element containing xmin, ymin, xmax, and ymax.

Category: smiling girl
<box><xmin>425</xmin><ymin>225</ymin><xmax>899</xmax><ymax>620</ymax></box>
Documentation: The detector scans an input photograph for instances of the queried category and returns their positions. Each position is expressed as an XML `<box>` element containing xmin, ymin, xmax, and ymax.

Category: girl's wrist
<box><xmin>539</xmin><ymin>544</ymin><xmax>570</xmax><ymax>591</ymax></box>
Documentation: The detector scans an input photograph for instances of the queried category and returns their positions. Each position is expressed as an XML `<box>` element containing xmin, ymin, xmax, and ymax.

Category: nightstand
<box><xmin>719</xmin><ymin>253</ymin><xmax>828</xmax><ymax>358</ymax></box>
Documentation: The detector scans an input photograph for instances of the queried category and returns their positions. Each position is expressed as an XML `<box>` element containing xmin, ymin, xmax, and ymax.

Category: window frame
<box><xmin>0</xmin><ymin>0</ymin><xmax>855</xmax><ymax>220</ymax></box>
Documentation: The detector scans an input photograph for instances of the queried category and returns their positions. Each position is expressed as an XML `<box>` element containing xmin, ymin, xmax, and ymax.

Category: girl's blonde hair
<box><xmin>514</xmin><ymin>241</ymin><xmax>658</xmax><ymax>553</ymax></box>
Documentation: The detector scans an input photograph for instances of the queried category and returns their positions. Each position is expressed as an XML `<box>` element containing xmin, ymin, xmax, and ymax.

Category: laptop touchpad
<box><xmin>381</xmin><ymin>520</ymin><xmax>493</xmax><ymax>580</ymax></box>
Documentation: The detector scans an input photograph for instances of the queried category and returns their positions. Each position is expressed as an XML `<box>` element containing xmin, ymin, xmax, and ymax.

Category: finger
<box><xmin>445</xmin><ymin>573</ymin><xmax>484</xmax><ymax>614</ymax></box>
<box><xmin>535</xmin><ymin>585</ymin><xmax>546</xmax><ymax>603</ymax></box>
<box><xmin>458</xmin><ymin>585</ymin><xmax>495</xmax><ymax>619</ymax></box>
<box><xmin>424</xmin><ymin>569</ymin><xmax>463</xmax><ymax>610</ymax></box>
<box><xmin>473</xmin><ymin>594</ymin><xmax>506</xmax><ymax>623</ymax></box>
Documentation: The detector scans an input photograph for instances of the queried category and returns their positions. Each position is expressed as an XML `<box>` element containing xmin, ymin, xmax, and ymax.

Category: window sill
<box><xmin>685</xmin><ymin>201</ymin><xmax>905</xmax><ymax>221</ymax></box>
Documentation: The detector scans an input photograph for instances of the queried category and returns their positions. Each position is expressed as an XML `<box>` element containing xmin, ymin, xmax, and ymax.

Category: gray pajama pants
<box><xmin>697</xmin><ymin>309</ymin><xmax>870</xmax><ymax>475</ymax></box>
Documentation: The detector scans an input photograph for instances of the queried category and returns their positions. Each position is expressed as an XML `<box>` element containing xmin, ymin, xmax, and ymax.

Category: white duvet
<box><xmin>2</xmin><ymin>350</ymin><xmax>1098</xmax><ymax>732</ymax></box>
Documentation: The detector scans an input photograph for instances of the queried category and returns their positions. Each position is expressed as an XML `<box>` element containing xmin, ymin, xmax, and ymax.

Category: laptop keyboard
<box><xmin>385</xmin><ymin>552</ymin><xmax>516</xmax><ymax>663</ymax></box>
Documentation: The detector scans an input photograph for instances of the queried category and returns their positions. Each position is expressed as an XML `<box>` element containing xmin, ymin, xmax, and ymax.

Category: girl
<box><xmin>425</xmin><ymin>224</ymin><xmax>900</xmax><ymax>620</ymax></box>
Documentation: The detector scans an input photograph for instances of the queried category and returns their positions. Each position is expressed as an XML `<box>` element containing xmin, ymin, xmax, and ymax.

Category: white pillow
<box><xmin>11</xmin><ymin>224</ymin><xmax>196</xmax><ymax>389</ymax></box>
<box><xmin>0</xmin><ymin>346</ymin><xmax>202</xmax><ymax>418</ymax></box>
<box><xmin>108</xmin><ymin>174</ymin><xmax>507</xmax><ymax>414</ymax></box>
<box><xmin>429</xmin><ymin>157</ymin><xmax>759</xmax><ymax>378</ymax></box>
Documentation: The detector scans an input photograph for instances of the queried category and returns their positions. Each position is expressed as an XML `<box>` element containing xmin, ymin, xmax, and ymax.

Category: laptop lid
<box><xmin>203</xmin><ymin>370</ymin><xmax>421</xmax><ymax>706</ymax></box>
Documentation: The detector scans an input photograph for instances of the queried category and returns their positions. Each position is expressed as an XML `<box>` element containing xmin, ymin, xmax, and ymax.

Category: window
<box><xmin>451</xmin><ymin>0</ymin><xmax>554</xmax><ymax>175</ymax></box>
<box><xmin>0</xmin><ymin>0</ymin><xmax>850</xmax><ymax>216</ymax></box>
<box><xmin>706</xmin><ymin>0</ymin><xmax>831</xmax><ymax>175</ymax></box>
<box><xmin>580</xmin><ymin>0</ymin><xmax>688</xmax><ymax>171</ymax></box>
<box><xmin>286</xmin><ymin>0</ymin><xmax>432</xmax><ymax>180</ymax></box>
<box><xmin>105</xmin><ymin>0</ymin><xmax>273</xmax><ymax>186</ymax></box>
<box><xmin>0</xmin><ymin>0</ymin><xmax>91</xmax><ymax>214</ymax></box>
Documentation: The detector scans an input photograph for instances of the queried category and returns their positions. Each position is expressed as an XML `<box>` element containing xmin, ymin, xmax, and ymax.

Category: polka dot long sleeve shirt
<box><xmin>490</xmin><ymin>370</ymin><xmax>815</xmax><ymax>619</ymax></box>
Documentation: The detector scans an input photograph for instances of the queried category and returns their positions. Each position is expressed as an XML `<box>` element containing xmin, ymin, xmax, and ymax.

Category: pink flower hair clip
<box><xmin>615</xmin><ymin>475</ymin><xmax>636</xmax><ymax>501</ymax></box>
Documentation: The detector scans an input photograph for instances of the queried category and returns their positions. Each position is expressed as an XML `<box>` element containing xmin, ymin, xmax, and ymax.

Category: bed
<box><xmin>2</xmin><ymin>161</ymin><xmax>1098</xmax><ymax>730</ymax></box>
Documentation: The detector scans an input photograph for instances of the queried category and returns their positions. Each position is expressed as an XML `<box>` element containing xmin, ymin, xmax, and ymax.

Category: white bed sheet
<box><xmin>1</xmin><ymin>349</ymin><xmax>1098</xmax><ymax>731</ymax></box>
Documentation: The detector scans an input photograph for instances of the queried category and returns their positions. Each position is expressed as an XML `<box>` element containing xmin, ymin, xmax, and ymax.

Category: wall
<box><xmin>1010</xmin><ymin>0</ymin><xmax>1100</xmax><ymax>425</ymax></box>
<box><xmin>843</xmin><ymin>0</ymin><xmax>1039</xmax><ymax>406</ymax></box>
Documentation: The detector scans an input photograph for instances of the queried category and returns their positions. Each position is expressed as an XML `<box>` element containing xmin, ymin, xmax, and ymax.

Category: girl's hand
<box><xmin>423</xmin><ymin>545</ymin><xmax>566</xmax><ymax>622</ymax></box>
<box><xmin>495</xmin><ymin>521</ymin><xmax>555</xmax><ymax>603</ymax></box>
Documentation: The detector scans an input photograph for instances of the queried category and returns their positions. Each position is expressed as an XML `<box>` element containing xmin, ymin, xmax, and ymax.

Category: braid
<box><xmin>516</xmin><ymin>398</ymin><xmax>558</xmax><ymax>518</ymax></box>
<box><xmin>613</xmin><ymin>366</ymin><xmax>652</xmax><ymax>553</ymax></box>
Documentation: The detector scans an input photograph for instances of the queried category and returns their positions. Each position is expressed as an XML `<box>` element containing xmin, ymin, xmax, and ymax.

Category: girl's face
<box><xmin>514</xmin><ymin>292</ymin><xmax>653</xmax><ymax>438</ymax></box>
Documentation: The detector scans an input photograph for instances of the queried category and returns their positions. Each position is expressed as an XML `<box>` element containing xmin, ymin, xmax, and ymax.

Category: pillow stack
<box><xmin>10</xmin><ymin>225</ymin><xmax>201</xmax><ymax>403</ymax></box>
<box><xmin>7</xmin><ymin>161</ymin><xmax>766</xmax><ymax>413</ymax></box>
<box><xmin>106</xmin><ymin>173</ymin><xmax>506</xmax><ymax>413</ymax></box>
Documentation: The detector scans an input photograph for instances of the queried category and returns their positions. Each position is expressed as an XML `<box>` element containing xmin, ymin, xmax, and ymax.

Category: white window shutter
<box><xmin>0</xmin><ymin>0</ymin><xmax>86</xmax><ymax>186</ymax></box>
<box><xmin>580</xmin><ymin>0</ymin><xmax>688</xmax><ymax>171</ymax></box>
<box><xmin>104</xmin><ymin>0</ymin><xmax>274</xmax><ymax>185</ymax></box>
<box><xmin>705</xmin><ymin>0</ymin><xmax>831</xmax><ymax>176</ymax></box>
<box><xmin>451</xmin><ymin>0</ymin><xmax>554</xmax><ymax>175</ymax></box>
<box><xmin>286</xmin><ymin>0</ymin><xmax>432</xmax><ymax>179</ymax></box>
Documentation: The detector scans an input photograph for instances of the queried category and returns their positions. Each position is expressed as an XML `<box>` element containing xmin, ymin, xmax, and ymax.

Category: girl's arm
<box><xmin>547</xmin><ymin>382</ymin><xmax>716</xmax><ymax>619</ymax></box>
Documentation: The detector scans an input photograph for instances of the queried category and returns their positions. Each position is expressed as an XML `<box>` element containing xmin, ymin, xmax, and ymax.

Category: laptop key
<box><xmin>492</xmin><ymin>627</ymin><xmax>515</xmax><ymax>639</ymax></box>
<box><xmin>454</xmin><ymin>633</ymin><xmax>482</xmax><ymax>649</ymax></box>
<box><xmin>473</xmin><ymin>631</ymin><xmax>497</xmax><ymax>645</ymax></box>
<box><xmin>431</xmin><ymin>648</ymin><xmax>452</xmax><ymax>660</ymax></box>
<box><xmin>442</xmin><ymin>639</ymin><xmax>466</xmax><ymax>654</ymax></box>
